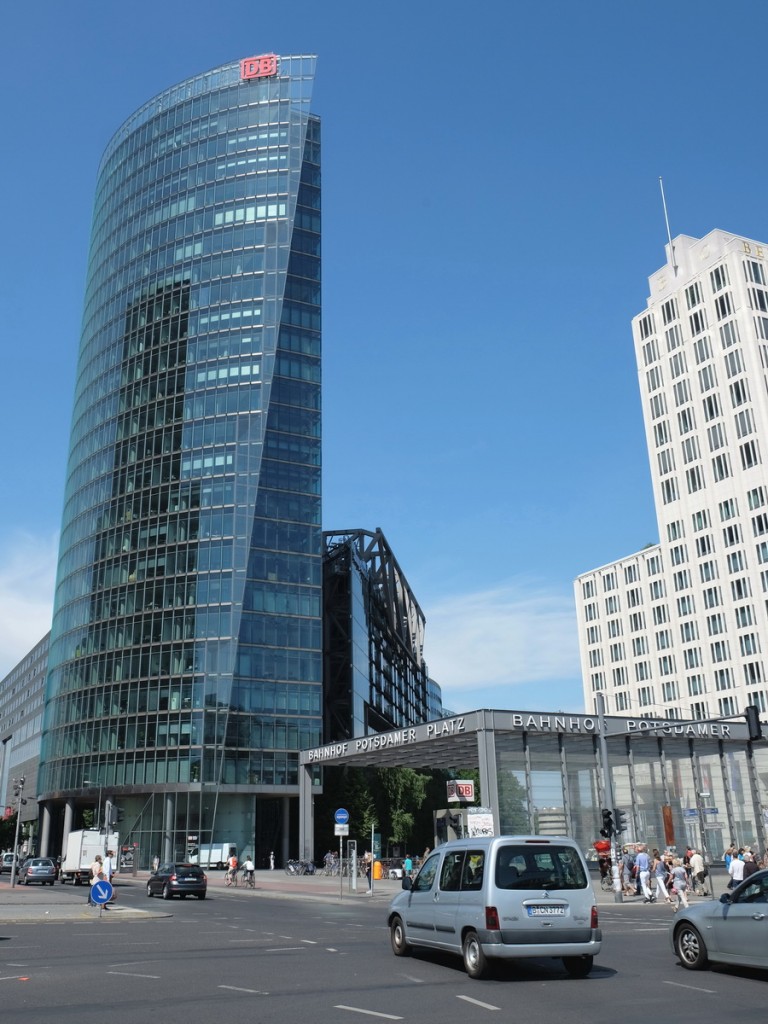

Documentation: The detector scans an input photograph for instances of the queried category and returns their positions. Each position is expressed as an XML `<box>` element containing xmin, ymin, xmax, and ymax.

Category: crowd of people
<box><xmin>598</xmin><ymin>841</ymin><xmax>766</xmax><ymax>911</ymax></box>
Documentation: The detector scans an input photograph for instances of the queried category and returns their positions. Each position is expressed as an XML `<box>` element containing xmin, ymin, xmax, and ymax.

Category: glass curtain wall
<box><xmin>38</xmin><ymin>55</ymin><xmax>321</xmax><ymax>865</ymax></box>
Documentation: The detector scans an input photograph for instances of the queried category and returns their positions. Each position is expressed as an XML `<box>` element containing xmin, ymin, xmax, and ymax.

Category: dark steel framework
<box><xmin>322</xmin><ymin>529</ymin><xmax>436</xmax><ymax>740</ymax></box>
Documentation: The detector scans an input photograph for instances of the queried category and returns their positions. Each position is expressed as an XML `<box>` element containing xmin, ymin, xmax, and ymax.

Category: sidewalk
<box><xmin>0</xmin><ymin>866</ymin><xmax>726</xmax><ymax>925</ymax></box>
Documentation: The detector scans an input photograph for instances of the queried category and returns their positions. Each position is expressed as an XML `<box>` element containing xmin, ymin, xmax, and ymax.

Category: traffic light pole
<box><xmin>596</xmin><ymin>695</ymin><xmax>623</xmax><ymax>903</ymax></box>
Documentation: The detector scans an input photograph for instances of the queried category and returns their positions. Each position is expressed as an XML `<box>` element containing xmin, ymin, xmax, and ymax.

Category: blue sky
<box><xmin>1</xmin><ymin>1</ymin><xmax>767</xmax><ymax>714</ymax></box>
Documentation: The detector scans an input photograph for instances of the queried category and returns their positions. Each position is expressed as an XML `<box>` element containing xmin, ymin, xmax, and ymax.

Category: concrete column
<box><xmin>163</xmin><ymin>794</ymin><xmax>174</xmax><ymax>862</ymax></box>
<box><xmin>298</xmin><ymin>764</ymin><xmax>315</xmax><ymax>861</ymax></box>
<box><xmin>282</xmin><ymin>795</ymin><xmax>291</xmax><ymax>864</ymax></box>
<box><xmin>476</xmin><ymin>710</ymin><xmax>500</xmax><ymax>834</ymax></box>
<box><xmin>39</xmin><ymin>803</ymin><xmax>52</xmax><ymax>857</ymax></box>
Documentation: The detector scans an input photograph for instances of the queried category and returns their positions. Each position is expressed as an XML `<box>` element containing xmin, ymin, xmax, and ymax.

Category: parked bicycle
<box><xmin>284</xmin><ymin>859</ymin><xmax>316</xmax><ymax>876</ymax></box>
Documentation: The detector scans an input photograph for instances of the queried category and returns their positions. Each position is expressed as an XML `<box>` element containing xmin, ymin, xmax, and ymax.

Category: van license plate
<box><xmin>527</xmin><ymin>905</ymin><xmax>566</xmax><ymax>917</ymax></box>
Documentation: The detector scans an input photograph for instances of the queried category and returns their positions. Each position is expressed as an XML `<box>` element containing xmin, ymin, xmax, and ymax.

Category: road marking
<box><xmin>301</xmin><ymin>939</ymin><xmax>318</xmax><ymax>944</ymax></box>
<box><xmin>228</xmin><ymin>939</ymin><xmax>261</xmax><ymax>943</ymax></box>
<box><xmin>663</xmin><ymin>980</ymin><xmax>716</xmax><ymax>994</ymax></box>
<box><xmin>107</xmin><ymin>972</ymin><xmax>160</xmax><ymax>979</ymax></box>
<box><xmin>0</xmin><ymin>976</ymin><xmax>25</xmax><ymax>982</ymax></box>
<box><xmin>334</xmin><ymin>1006</ymin><xmax>403</xmax><ymax>1019</ymax></box>
<box><xmin>326</xmin><ymin>947</ymin><xmax>338</xmax><ymax>952</ymax></box>
<box><xmin>266</xmin><ymin>946</ymin><xmax>305</xmax><ymax>952</ymax></box>
<box><xmin>457</xmin><ymin>994</ymin><xmax>501</xmax><ymax>1011</ymax></box>
<box><xmin>219</xmin><ymin>985</ymin><xmax>269</xmax><ymax>994</ymax></box>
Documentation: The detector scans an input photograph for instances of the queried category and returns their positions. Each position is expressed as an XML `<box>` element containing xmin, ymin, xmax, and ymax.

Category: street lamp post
<box><xmin>9</xmin><ymin>776</ymin><xmax>26</xmax><ymax>887</ymax></box>
<box><xmin>84</xmin><ymin>780</ymin><xmax>104</xmax><ymax>832</ymax></box>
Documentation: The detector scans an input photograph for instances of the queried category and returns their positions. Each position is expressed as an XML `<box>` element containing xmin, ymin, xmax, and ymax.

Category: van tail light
<box><xmin>485</xmin><ymin>906</ymin><xmax>500</xmax><ymax>931</ymax></box>
<box><xmin>591</xmin><ymin>906</ymin><xmax>598</xmax><ymax>929</ymax></box>
<box><xmin>170</xmin><ymin>873</ymin><xmax>177</xmax><ymax>882</ymax></box>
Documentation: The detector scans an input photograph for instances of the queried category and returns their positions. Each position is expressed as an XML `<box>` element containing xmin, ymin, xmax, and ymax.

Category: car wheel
<box><xmin>162</xmin><ymin>883</ymin><xmax>172</xmax><ymax>900</ymax></box>
<box><xmin>146</xmin><ymin>883</ymin><xmax>153</xmax><ymax>897</ymax></box>
<box><xmin>675</xmin><ymin>923</ymin><xmax>709</xmax><ymax>970</ymax></box>
<box><xmin>196</xmin><ymin>892</ymin><xmax>206</xmax><ymax>900</ymax></box>
<box><xmin>563</xmin><ymin>955</ymin><xmax>593</xmax><ymax>978</ymax></box>
<box><xmin>180</xmin><ymin>893</ymin><xmax>187</xmax><ymax>899</ymax></box>
<box><xmin>462</xmin><ymin>930</ymin><xmax>490</xmax><ymax>979</ymax></box>
<box><xmin>390</xmin><ymin>915</ymin><xmax>411</xmax><ymax>957</ymax></box>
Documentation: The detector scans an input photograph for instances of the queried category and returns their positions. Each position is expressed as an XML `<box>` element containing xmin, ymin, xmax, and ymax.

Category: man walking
<box><xmin>635</xmin><ymin>844</ymin><xmax>654</xmax><ymax>903</ymax></box>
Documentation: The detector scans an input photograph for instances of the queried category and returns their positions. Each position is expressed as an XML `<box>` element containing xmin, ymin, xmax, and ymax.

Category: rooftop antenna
<box><xmin>659</xmin><ymin>176</ymin><xmax>678</xmax><ymax>276</ymax></box>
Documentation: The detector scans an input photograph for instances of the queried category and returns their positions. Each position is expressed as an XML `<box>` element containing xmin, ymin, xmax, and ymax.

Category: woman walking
<box><xmin>652</xmin><ymin>849</ymin><xmax>672</xmax><ymax>904</ymax></box>
<box><xmin>670</xmin><ymin>857</ymin><xmax>689</xmax><ymax>912</ymax></box>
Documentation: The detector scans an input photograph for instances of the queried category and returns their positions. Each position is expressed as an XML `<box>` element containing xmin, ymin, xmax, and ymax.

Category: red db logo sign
<box><xmin>240</xmin><ymin>54</ymin><xmax>279</xmax><ymax>80</ymax></box>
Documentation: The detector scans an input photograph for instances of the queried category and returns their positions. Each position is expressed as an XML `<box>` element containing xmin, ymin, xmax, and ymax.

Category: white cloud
<box><xmin>0</xmin><ymin>531</ymin><xmax>57</xmax><ymax>678</ymax></box>
<box><xmin>422</xmin><ymin>579</ymin><xmax>583</xmax><ymax>713</ymax></box>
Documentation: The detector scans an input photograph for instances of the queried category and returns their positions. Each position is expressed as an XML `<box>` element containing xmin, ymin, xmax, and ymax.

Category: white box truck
<box><xmin>60</xmin><ymin>830</ymin><xmax>119</xmax><ymax>885</ymax></box>
<box><xmin>187</xmin><ymin>842</ymin><xmax>237</xmax><ymax>869</ymax></box>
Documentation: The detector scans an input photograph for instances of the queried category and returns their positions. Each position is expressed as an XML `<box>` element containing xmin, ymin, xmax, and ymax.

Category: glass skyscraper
<box><xmin>38</xmin><ymin>54</ymin><xmax>321</xmax><ymax>866</ymax></box>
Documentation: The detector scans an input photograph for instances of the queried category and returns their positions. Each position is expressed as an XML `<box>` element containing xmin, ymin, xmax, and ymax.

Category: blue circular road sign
<box><xmin>90</xmin><ymin>880</ymin><xmax>114</xmax><ymax>905</ymax></box>
<box><xmin>334</xmin><ymin>807</ymin><xmax>350</xmax><ymax>825</ymax></box>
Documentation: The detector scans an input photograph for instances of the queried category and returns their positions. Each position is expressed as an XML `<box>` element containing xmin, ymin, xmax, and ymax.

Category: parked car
<box><xmin>671</xmin><ymin>868</ymin><xmax>768</xmax><ymax>971</ymax></box>
<box><xmin>17</xmin><ymin>857</ymin><xmax>58</xmax><ymax>886</ymax></box>
<box><xmin>388</xmin><ymin>835</ymin><xmax>601</xmax><ymax>979</ymax></box>
<box><xmin>146</xmin><ymin>862</ymin><xmax>207</xmax><ymax>900</ymax></box>
<box><xmin>1</xmin><ymin>852</ymin><xmax>18</xmax><ymax>874</ymax></box>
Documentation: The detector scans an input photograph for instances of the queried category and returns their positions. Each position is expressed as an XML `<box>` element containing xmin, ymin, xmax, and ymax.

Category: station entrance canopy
<box><xmin>298</xmin><ymin>709</ymin><xmax>767</xmax><ymax>862</ymax></box>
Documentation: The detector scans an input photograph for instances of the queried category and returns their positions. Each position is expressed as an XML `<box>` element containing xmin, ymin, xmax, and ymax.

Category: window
<box><xmin>662</xmin><ymin>478</ymin><xmax>679</xmax><ymax>504</ymax></box>
<box><xmin>685</xmin><ymin>281</ymin><xmax>703</xmax><ymax>308</ymax></box>
<box><xmin>750</xmin><ymin>487</ymin><xmax>768</xmax><ymax>510</ymax></box>
<box><xmin>673</xmin><ymin>380</ymin><xmax>691</xmax><ymax>407</ymax></box>
<box><xmin>720</xmin><ymin>320</ymin><xmax>740</xmax><ymax>348</ymax></box>
<box><xmin>741</xmin><ymin>439</ymin><xmax>761</xmax><ymax>469</ymax></box>
<box><xmin>678</xmin><ymin>408</ymin><xmax>695</xmax><ymax>434</ymax></box>
<box><xmin>719</xmin><ymin>498</ymin><xmax>738</xmax><ymax>521</ymax></box>
<box><xmin>584</xmin><ymin>602</ymin><xmax>598</xmax><ymax>621</ymax></box>
<box><xmin>696</xmin><ymin>534</ymin><xmax>714</xmax><ymax>556</ymax></box>
<box><xmin>627</xmin><ymin>588</ymin><xmax>642</xmax><ymax>608</ymax></box>
<box><xmin>670</xmin><ymin>351</ymin><xmax>688</xmax><ymax>379</ymax></box>
<box><xmin>732</xmin><ymin>577</ymin><xmax>752</xmax><ymax>600</ymax></box>
<box><xmin>632</xmin><ymin>636</ymin><xmax>649</xmax><ymax>656</ymax></box>
<box><xmin>711</xmin><ymin>264</ymin><xmax>730</xmax><ymax>291</ymax></box>
<box><xmin>723</xmin><ymin>523</ymin><xmax>743</xmax><ymax>546</ymax></box>
<box><xmin>666</xmin><ymin>324</ymin><xmax>683</xmax><ymax>351</ymax></box>
<box><xmin>745</xmin><ymin>259</ymin><xmax>766</xmax><ymax>285</ymax></box>
<box><xmin>677</xmin><ymin>595</ymin><xmax>695</xmax><ymax>616</ymax></box>
<box><xmin>689</xmin><ymin>309</ymin><xmax>708</xmax><ymax>335</ymax></box>
<box><xmin>680</xmin><ymin>620</ymin><xmax>699</xmax><ymax>642</ymax></box>
<box><xmin>749</xmin><ymin>287</ymin><xmax>768</xmax><ymax>312</ymax></box>
<box><xmin>686</xmin><ymin>465</ymin><xmax>705</xmax><ymax>493</ymax></box>
<box><xmin>692</xmin><ymin>509</ymin><xmax>711</xmax><ymax>531</ymax></box>
<box><xmin>725</xmin><ymin>349</ymin><xmax>744</xmax><ymax>378</ymax></box>
<box><xmin>661</xmin><ymin>297</ymin><xmax>679</xmax><ymax>324</ymax></box>
<box><xmin>638</xmin><ymin>686</ymin><xmax>654</xmax><ymax>707</ymax></box>
<box><xmin>667</xmin><ymin>521</ymin><xmax>684</xmax><ymax>541</ymax></box>
<box><xmin>753</xmin><ymin>513</ymin><xmax>768</xmax><ymax>536</ymax></box>
<box><xmin>703</xmin><ymin>394</ymin><xmax>721</xmax><ymax>422</ymax></box>
<box><xmin>658</xmin><ymin>449</ymin><xmax>676</xmax><ymax>474</ymax></box>
<box><xmin>735</xmin><ymin>605</ymin><xmax>754</xmax><ymax>627</ymax></box>
<box><xmin>624</xmin><ymin>564</ymin><xmax>639</xmax><ymax>584</ymax></box>
<box><xmin>646</xmin><ymin>366</ymin><xmax>663</xmax><ymax>391</ymax></box>
<box><xmin>654</xmin><ymin>420</ymin><xmax>670</xmax><ymax>446</ymax></box>
<box><xmin>674</xmin><ymin>569</ymin><xmax>691</xmax><ymax>591</ymax></box>
<box><xmin>687</xmin><ymin>674</ymin><xmax>705</xmax><ymax>696</ymax></box>
<box><xmin>587</xmin><ymin>625</ymin><xmax>601</xmax><ymax>644</ymax></box>
<box><xmin>718</xmin><ymin>696</ymin><xmax>738</xmax><ymax>716</ymax></box>
<box><xmin>609</xmin><ymin>642</ymin><xmax>625</xmax><ymax>662</ymax></box>
<box><xmin>715</xmin><ymin>293</ymin><xmax>733</xmax><ymax>319</ymax></box>
<box><xmin>612</xmin><ymin>667</ymin><xmax>628</xmax><ymax>687</ymax></box>
<box><xmin>736</xmin><ymin>408</ymin><xmax>755</xmax><ymax>438</ymax></box>
<box><xmin>697</xmin><ymin>364</ymin><xmax>717</xmax><ymax>392</ymax></box>
<box><xmin>650</xmin><ymin>580</ymin><xmax>666</xmax><ymax>600</ymax></box>
<box><xmin>658</xmin><ymin>655</ymin><xmax>676</xmax><ymax>676</ymax></box>
<box><xmin>682</xmin><ymin>437</ymin><xmax>700</xmax><ymax>464</ymax></box>
<box><xmin>605</xmin><ymin>594</ymin><xmax>620</xmax><ymax>614</ymax></box>
<box><xmin>602</xmin><ymin>572</ymin><xmax>617</xmax><ymax>592</ymax></box>
<box><xmin>629</xmin><ymin>612</ymin><xmax>646</xmax><ymax>632</ymax></box>
<box><xmin>707</xmin><ymin>422</ymin><xmax>726</xmax><ymax>452</ymax></box>
<box><xmin>693</xmin><ymin>336</ymin><xmax>712</xmax><ymax>364</ymax></box>
<box><xmin>591</xmin><ymin>672</ymin><xmax>605</xmax><ymax>691</ymax></box>
<box><xmin>684</xmin><ymin>647</ymin><xmax>702</xmax><ymax>669</ymax></box>
<box><xmin>661</xmin><ymin>680</ymin><xmax>679</xmax><ymax>701</ymax></box>
<box><xmin>704</xmin><ymin>586</ymin><xmax>722</xmax><ymax>608</ymax></box>
<box><xmin>699</xmin><ymin>561</ymin><xmax>718</xmax><ymax>583</ymax></box>
<box><xmin>646</xmin><ymin>554</ymin><xmax>663</xmax><ymax>575</ymax></box>
<box><xmin>714</xmin><ymin>668</ymin><xmax>734</xmax><ymax>691</ymax></box>
<box><xmin>635</xmin><ymin>662</ymin><xmax>651</xmax><ymax>682</ymax></box>
<box><xmin>707</xmin><ymin>613</ymin><xmax>726</xmax><ymax>635</ymax></box>
<box><xmin>757</xmin><ymin>541</ymin><xmax>768</xmax><ymax>564</ymax></box>
<box><xmin>638</xmin><ymin>313</ymin><xmax>655</xmax><ymax>339</ymax></box>
<box><xmin>740</xmin><ymin>634</ymin><xmax>761</xmax><ymax>656</ymax></box>
<box><xmin>582</xmin><ymin>580</ymin><xmax>596</xmax><ymax>598</ymax></box>
<box><xmin>728</xmin><ymin>550</ymin><xmax>746</xmax><ymax>573</ymax></box>
<box><xmin>730</xmin><ymin>379</ymin><xmax>750</xmax><ymax>407</ymax></box>
<box><xmin>744</xmin><ymin>662</ymin><xmax>764</xmax><ymax>685</ymax></box>
<box><xmin>670</xmin><ymin>543</ymin><xmax>688</xmax><ymax>564</ymax></box>
<box><xmin>607</xmin><ymin>619</ymin><xmax>622</xmax><ymax>638</ymax></box>
<box><xmin>711</xmin><ymin>640</ymin><xmax>731</xmax><ymax>662</ymax></box>
<box><xmin>755</xmin><ymin>316</ymin><xmax>768</xmax><ymax>341</ymax></box>
<box><xmin>615</xmin><ymin>691</ymin><xmax>629</xmax><ymax>711</ymax></box>
<box><xmin>650</xmin><ymin>393</ymin><xmax>668</xmax><ymax>419</ymax></box>
<box><xmin>656</xmin><ymin>630</ymin><xmax>672</xmax><ymax>650</ymax></box>
<box><xmin>652</xmin><ymin>604</ymin><xmax>669</xmax><ymax>624</ymax></box>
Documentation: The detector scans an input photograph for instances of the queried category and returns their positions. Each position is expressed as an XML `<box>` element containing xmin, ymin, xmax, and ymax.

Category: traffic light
<box><xmin>745</xmin><ymin>704</ymin><xmax>763</xmax><ymax>741</ymax></box>
<box><xmin>108</xmin><ymin>805</ymin><xmax>124</xmax><ymax>827</ymax></box>
<box><xmin>599</xmin><ymin>808</ymin><xmax>614</xmax><ymax>838</ymax></box>
<box><xmin>613</xmin><ymin>807</ymin><xmax>629</xmax><ymax>835</ymax></box>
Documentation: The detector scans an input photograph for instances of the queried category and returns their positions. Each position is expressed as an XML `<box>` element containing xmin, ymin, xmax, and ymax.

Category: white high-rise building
<box><xmin>576</xmin><ymin>229</ymin><xmax>768</xmax><ymax>721</ymax></box>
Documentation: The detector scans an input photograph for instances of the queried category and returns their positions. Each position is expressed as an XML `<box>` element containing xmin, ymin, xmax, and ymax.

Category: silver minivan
<box><xmin>388</xmin><ymin>835</ymin><xmax>601</xmax><ymax>979</ymax></box>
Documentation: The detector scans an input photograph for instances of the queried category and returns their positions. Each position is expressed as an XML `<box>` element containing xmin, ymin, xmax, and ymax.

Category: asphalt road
<box><xmin>1</xmin><ymin>877</ymin><xmax>767</xmax><ymax>1024</ymax></box>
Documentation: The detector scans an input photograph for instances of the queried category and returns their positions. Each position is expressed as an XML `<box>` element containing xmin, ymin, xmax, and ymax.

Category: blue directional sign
<box><xmin>334</xmin><ymin>807</ymin><xmax>350</xmax><ymax>825</ymax></box>
<box><xmin>90</xmin><ymin>880</ymin><xmax>114</xmax><ymax>905</ymax></box>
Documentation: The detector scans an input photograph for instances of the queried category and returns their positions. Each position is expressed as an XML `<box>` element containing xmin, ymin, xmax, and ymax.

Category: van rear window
<box><xmin>495</xmin><ymin>844</ymin><xmax>588</xmax><ymax>891</ymax></box>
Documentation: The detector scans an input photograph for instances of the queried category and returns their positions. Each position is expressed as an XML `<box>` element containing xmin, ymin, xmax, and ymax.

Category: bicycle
<box><xmin>224</xmin><ymin>868</ymin><xmax>239</xmax><ymax>886</ymax></box>
<box><xmin>241</xmin><ymin>869</ymin><xmax>256</xmax><ymax>889</ymax></box>
<box><xmin>599</xmin><ymin>872</ymin><xmax>613</xmax><ymax>892</ymax></box>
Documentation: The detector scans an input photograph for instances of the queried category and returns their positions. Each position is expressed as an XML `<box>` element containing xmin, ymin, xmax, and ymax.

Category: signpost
<box><xmin>90</xmin><ymin>879</ymin><xmax>113</xmax><ymax>916</ymax></box>
<box><xmin>334</xmin><ymin>809</ymin><xmax>349</xmax><ymax>899</ymax></box>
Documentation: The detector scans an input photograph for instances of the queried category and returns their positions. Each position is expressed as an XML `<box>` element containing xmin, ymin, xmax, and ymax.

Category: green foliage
<box><xmin>0</xmin><ymin>812</ymin><xmax>17</xmax><ymax>850</ymax></box>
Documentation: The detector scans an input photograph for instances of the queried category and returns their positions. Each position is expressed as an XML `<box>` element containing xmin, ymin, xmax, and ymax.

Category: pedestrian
<box><xmin>652</xmin><ymin>849</ymin><xmax>672</xmax><ymax>904</ymax></box>
<box><xmin>404</xmin><ymin>853</ymin><xmax>413</xmax><ymax>877</ymax></box>
<box><xmin>152</xmin><ymin>855</ymin><xmax>160</xmax><ymax>873</ymax></box>
<box><xmin>688</xmin><ymin>848</ymin><xmax>706</xmax><ymax>893</ymax></box>
<box><xmin>635</xmin><ymin>844</ymin><xmax>654</xmax><ymax>903</ymax></box>
<box><xmin>743</xmin><ymin>851</ymin><xmax>760</xmax><ymax>880</ymax></box>
<box><xmin>670</xmin><ymin>857</ymin><xmax>689</xmax><ymax>912</ymax></box>
<box><xmin>728</xmin><ymin>850</ymin><xmax>745</xmax><ymax>889</ymax></box>
<box><xmin>269</xmin><ymin>850</ymin><xmax>275</xmax><ymax>870</ymax></box>
<box><xmin>87</xmin><ymin>854</ymin><xmax>104</xmax><ymax>905</ymax></box>
<box><xmin>363</xmin><ymin>849</ymin><xmax>373</xmax><ymax>892</ymax></box>
<box><xmin>621</xmin><ymin>846</ymin><xmax>635</xmax><ymax>895</ymax></box>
